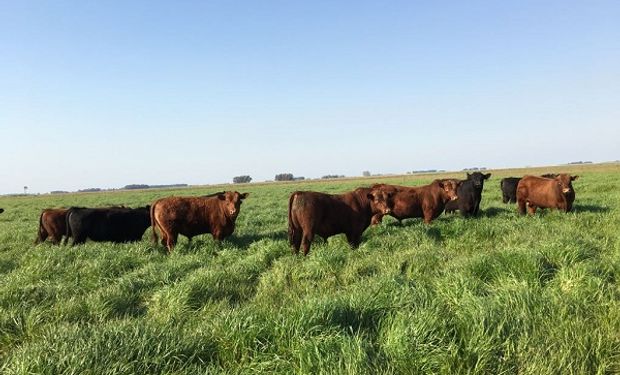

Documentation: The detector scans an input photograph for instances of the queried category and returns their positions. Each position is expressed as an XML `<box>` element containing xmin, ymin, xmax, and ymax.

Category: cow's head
<box><xmin>555</xmin><ymin>174</ymin><xmax>578</xmax><ymax>194</ymax></box>
<box><xmin>466</xmin><ymin>172</ymin><xmax>491</xmax><ymax>188</ymax></box>
<box><xmin>367</xmin><ymin>187</ymin><xmax>395</xmax><ymax>215</ymax></box>
<box><xmin>437</xmin><ymin>179</ymin><xmax>460</xmax><ymax>201</ymax></box>
<box><xmin>218</xmin><ymin>191</ymin><xmax>250</xmax><ymax>217</ymax></box>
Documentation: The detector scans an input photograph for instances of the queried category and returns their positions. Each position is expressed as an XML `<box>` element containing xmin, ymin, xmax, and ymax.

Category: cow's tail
<box><xmin>34</xmin><ymin>211</ymin><xmax>46</xmax><ymax>244</ymax></box>
<box><xmin>63</xmin><ymin>209</ymin><xmax>73</xmax><ymax>245</ymax></box>
<box><xmin>150</xmin><ymin>201</ymin><xmax>159</xmax><ymax>245</ymax></box>
<box><xmin>287</xmin><ymin>193</ymin><xmax>298</xmax><ymax>247</ymax></box>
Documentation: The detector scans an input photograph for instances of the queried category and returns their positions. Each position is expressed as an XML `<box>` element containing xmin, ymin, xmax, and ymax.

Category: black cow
<box><xmin>0</xmin><ymin>208</ymin><xmax>4</xmax><ymax>214</ymax></box>
<box><xmin>500</xmin><ymin>177</ymin><xmax>521</xmax><ymax>204</ymax></box>
<box><xmin>65</xmin><ymin>206</ymin><xmax>151</xmax><ymax>245</ymax></box>
<box><xmin>444</xmin><ymin>172</ymin><xmax>491</xmax><ymax>216</ymax></box>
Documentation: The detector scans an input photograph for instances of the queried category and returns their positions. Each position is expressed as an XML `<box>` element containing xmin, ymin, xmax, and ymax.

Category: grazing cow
<box><xmin>65</xmin><ymin>206</ymin><xmax>151</xmax><ymax>245</ymax></box>
<box><xmin>151</xmin><ymin>191</ymin><xmax>249</xmax><ymax>253</ymax></box>
<box><xmin>288</xmin><ymin>187</ymin><xmax>394</xmax><ymax>256</ymax></box>
<box><xmin>35</xmin><ymin>208</ymin><xmax>69</xmax><ymax>244</ymax></box>
<box><xmin>500</xmin><ymin>177</ymin><xmax>521</xmax><ymax>204</ymax></box>
<box><xmin>371</xmin><ymin>179</ymin><xmax>461</xmax><ymax>225</ymax></box>
<box><xmin>444</xmin><ymin>172</ymin><xmax>491</xmax><ymax>216</ymax></box>
<box><xmin>516</xmin><ymin>174</ymin><xmax>579</xmax><ymax>215</ymax></box>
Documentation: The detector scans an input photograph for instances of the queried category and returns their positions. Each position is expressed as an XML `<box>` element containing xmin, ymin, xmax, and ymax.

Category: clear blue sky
<box><xmin>1</xmin><ymin>1</ymin><xmax>618</xmax><ymax>194</ymax></box>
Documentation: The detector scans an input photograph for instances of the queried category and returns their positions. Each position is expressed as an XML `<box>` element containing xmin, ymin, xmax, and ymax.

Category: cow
<box><xmin>35</xmin><ymin>208</ymin><xmax>69</xmax><ymax>244</ymax></box>
<box><xmin>288</xmin><ymin>186</ymin><xmax>394</xmax><ymax>256</ymax></box>
<box><xmin>65</xmin><ymin>206</ymin><xmax>151</xmax><ymax>245</ymax></box>
<box><xmin>444</xmin><ymin>172</ymin><xmax>491</xmax><ymax>216</ymax></box>
<box><xmin>541</xmin><ymin>173</ymin><xmax>558</xmax><ymax>178</ymax></box>
<box><xmin>371</xmin><ymin>179</ymin><xmax>461</xmax><ymax>225</ymax></box>
<box><xmin>500</xmin><ymin>177</ymin><xmax>521</xmax><ymax>204</ymax></box>
<box><xmin>0</xmin><ymin>208</ymin><xmax>4</xmax><ymax>214</ymax></box>
<box><xmin>516</xmin><ymin>174</ymin><xmax>579</xmax><ymax>215</ymax></box>
<box><xmin>150</xmin><ymin>191</ymin><xmax>249</xmax><ymax>253</ymax></box>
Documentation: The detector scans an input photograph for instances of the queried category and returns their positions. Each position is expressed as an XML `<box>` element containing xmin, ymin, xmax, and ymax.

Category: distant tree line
<box><xmin>462</xmin><ymin>167</ymin><xmax>487</xmax><ymax>171</ymax></box>
<box><xmin>568</xmin><ymin>161</ymin><xmax>592</xmax><ymax>165</ymax></box>
<box><xmin>78</xmin><ymin>188</ymin><xmax>102</xmax><ymax>193</ymax></box>
<box><xmin>321</xmin><ymin>175</ymin><xmax>345</xmax><ymax>179</ymax></box>
<box><xmin>233</xmin><ymin>175</ymin><xmax>252</xmax><ymax>184</ymax></box>
<box><xmin>275</xmin><ymin>173</ymin><xmax>294</xmax><ymax>181</ymax></box>
<box><xmin>123</xmin><ymin>184</ymin><xmax>188</xmax><ymax>190</ymax></box>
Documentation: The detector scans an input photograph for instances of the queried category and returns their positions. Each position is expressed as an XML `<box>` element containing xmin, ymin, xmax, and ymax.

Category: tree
<box><xmin>275</xmin><ymin>173</ymin><xmax>294</xmax><ymax>181</ymax></box>
<box><xmin>362</xmin><ymin>171</ymin><xmax>371</xmax><ymax>177</ymax></box>
<box><xmin>233</xmin><ymin>175</ymin><xmax>252</xmax><ymax>184</ymax></box>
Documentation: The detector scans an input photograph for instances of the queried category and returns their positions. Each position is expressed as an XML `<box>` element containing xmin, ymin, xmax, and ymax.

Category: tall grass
<box><xmin>0</xmin><ymin>164</ymin><xmax>619</xmax><ymax>374</ymax></box>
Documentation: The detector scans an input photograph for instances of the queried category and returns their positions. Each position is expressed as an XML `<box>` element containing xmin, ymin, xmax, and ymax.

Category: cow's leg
<box><xmin>50</xmin><ymin>234</ymin><xmax>62</xmax><ymax>245</ymax></box>
<box><xmin>423</xmin><ymin>210</ymin><xmax>434</xmax><ymax>224</ymax></box>
<box><xmin>290</xmin><ymin>229</ymin><xmax>302</xmax><ymax>255</ymax></box>
<box><xmin>517</xmin><ymin>199</ymin><xmax>526</xmax><ymax>215</ymax></box>
<box><xmin>72</xmin><ymin>235</ymin><xmax>86</xmax><ymax>246</ymax></box>
<box><xmin>527</xmin><ymin>204</ymin><xmax>537</xmax><ymax>215</ymax></box>
<box><xmin>301</xmin><ymin>232</ymin><xmax>313</xmax><ymax>256</ymax></box>
<box><xmin>502</xmin><ymin>194</ymin><xmax>508</xmax><ymax>204</ymax></box>
<box><xmin>165</xmin><ymin>233</ymin><xmax>177</xmax><ymax>254</ymax></box>
<box><xmin>346</xmin><ymin>232</ymin><xmax>362</xmax><ymax>249</ymax></box>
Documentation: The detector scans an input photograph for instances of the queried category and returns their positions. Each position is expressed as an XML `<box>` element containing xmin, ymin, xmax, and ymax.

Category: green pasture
<box><xmin>0</xmin><ymin>163</ymin><xmax>618</xmax><ymax>374</ymax></box>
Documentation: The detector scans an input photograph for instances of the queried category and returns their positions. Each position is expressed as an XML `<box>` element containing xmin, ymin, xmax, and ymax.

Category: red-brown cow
<box><xmin>288</xmin><ymin>187</ymin><xmax>394</xmax><ymax>256</ymax></box>
<box><xmin>516</xmin><ymin>174</ymin><xmax>578</xmax><ymax>215</ymax></box>
<box><xmin>35</xmin><ymin>208</ymin><xmax>69</xmax><ymax>245</ymax></box>
<box><xmin>371</xmin><ymin>179</ymin><xmax>461</xmax><ymax>225</ymax></box>
<box><xmin>150</xmin><ymin>191</ymin><xmax>249</xmax><ymax>253</ymax></box>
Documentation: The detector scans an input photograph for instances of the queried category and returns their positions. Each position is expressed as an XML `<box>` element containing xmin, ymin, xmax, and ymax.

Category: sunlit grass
<box><xmin>0</xmin><ymin>163</ymin><xmax>619</xmax><ymax>374</ymax></box>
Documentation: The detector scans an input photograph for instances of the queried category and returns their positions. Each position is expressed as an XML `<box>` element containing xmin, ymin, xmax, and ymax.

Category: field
<box><xmin>0</xmin><ymin>163</ymin><xmax>619</xmax><ymax>374</ymax></box>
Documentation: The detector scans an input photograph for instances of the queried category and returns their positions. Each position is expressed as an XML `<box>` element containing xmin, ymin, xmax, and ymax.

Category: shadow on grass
<box><xmin>480</xmin><ymin>207</ymin><xmax>510</xmax><ymax>217</ymax></box>
<box><xmin>227</xmin><ymin>230</ymin><xmax>288</xmax><ymax>249</ymax></box>
<box><xmin>573</xmin><ymin>204</ymin><xmax>609</xmax><ymax>213</ymax></box>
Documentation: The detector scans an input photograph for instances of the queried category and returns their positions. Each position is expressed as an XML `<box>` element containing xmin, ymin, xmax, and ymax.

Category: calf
<box><xmin>35</xmin><ymin>208</ymin><xmax>69</xmax><ymax>244</ymax></box>
<box><xmin>444</xmin><ymin>172</ymin><xmax>491</xmax><ymax>216</ymax></box>
<box><xmin>516</xmin><ymin>174</ymin><xmax>578</xmax><ymax>215</ymax></box>
<box><xmin>66</xmin><ymin>206</ymin><xmax>151</xmax><ymax>245</ymax></box>
<box><xmin>500</xmin><ymin>177</ymin><xmax>521</xmax><ymax>204</ymax></box>
<box><xmin>151</xmin><ymin>191</ymin><xmax>249</xmax><ymax>253</ymax></box>
<box><xmin>288</xmin><ymin>187</ymin><xmax>394</xmax><ymax>256</ymax></box>
<box><xmin>371</xmin><ymin>179</ymin><xmax>460</xmax><ymax>225</ymax></box>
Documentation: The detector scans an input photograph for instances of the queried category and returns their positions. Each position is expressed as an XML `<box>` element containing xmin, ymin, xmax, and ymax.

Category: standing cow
<box><xmin>500</xmin><ymin>177</ymin><xmax>521</xmax><ymax>204</ymax></box>
<box><xmin>66</xmin><ymin>206</ymin><xmax>151</xmax><ymax>245</ymax></box>
<box><xmin>150</xmin><ymin>191</ymin><xmax>249</xmax><ymax>253</ymax></box>
<box><xmin>35</xmin><ymin>208</ymin><xmax>69</xmax><ymax>244</ymax></box>
<box><xmin>517</xmin><ymin>174</ymin><xmax>578</xmax><ymax>215</ymax></box>
<box><xmin>444</xmin><ymin>172</ymin><xmax>491</xmax><ymax>216</ymax></box>
<box><xmin>371</xmin><ymin>179</ymin><xmax>461</xmax><ymax>225</ymax></box>
<box><xmin>288</xmin><ymin>187</ymin><xmax>394</xmax><ymax>256</ymax></box>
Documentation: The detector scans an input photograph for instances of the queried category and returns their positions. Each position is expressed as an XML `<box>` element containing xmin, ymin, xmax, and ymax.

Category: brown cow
<box><xmin>151</xmin><ymin>191</ymin><xmax>249</xmax><ymax>253</ymax></box>
<box><xmin>288</xmin><ymin>187</ymin><xmax>394</xmax><ymax>256</ymax></box>
<box><xmin>516</xmin><ymin>174</ymin><xmax>578</xmax><ymax>215</ymax></box>
<box><xmin>371</xmin><ymin>179</ymin><xmax>461</xmax><ymax>225</ymax></box>
<box><xmin>35</xmin><ymin>208</ymin><xmax>69</xmax><ymax>244</ymax></box>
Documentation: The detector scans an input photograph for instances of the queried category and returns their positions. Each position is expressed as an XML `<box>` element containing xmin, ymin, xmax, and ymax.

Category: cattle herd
<box><xmin>17</xmin><ymin>172</ymin><xmax>579</xmax><ymax>255</ymax></box>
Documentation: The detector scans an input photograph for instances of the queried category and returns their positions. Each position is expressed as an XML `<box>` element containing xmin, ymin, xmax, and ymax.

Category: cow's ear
<box><xmin>240</xmin><ymin>192</ymin><xmax>249</xmax><ymax>200</ymax></box>
<box><xmin>484</xmin><ymin>173</ymin><xmax>491</xmax><ymax>180</ymax></box>
<box><xmin>366</xmin><ymin>193</ymin><xmax>375</xmax><ymax>200</ymax></box>
<box><xmin>437</xmin><ymin>181</ymin><xmax>445</xmax><ymax>189</ymax></box>
<box><xmin>466</xmin><ymin>173</ymin><xmax>471</xmax><ymax>178</ymax></box>
<box><xmin>571</xmin><ymin>175</ymin><xmax>579</xmax><ymax>181</ymax></box>
<box><xmin>217</xmin><ymin>194</ymin><xmax>226</xmax><ymax>200</ymax></box>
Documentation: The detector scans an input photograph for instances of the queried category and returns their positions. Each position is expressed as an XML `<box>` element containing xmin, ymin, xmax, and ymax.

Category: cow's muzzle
<box><xmin>451</xmin><ymin>196</ymin><xmax>458</xmax><ymax>201</ymax></box>
<box><xmin>383</xmin><ymin>208</ymin><xmax>391</xmax><ymax>214</ymax></box>
<box><xmin>562</xmin><ymin>188</ymin><xmax>571</xmax><ymax>194</ymax></box>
